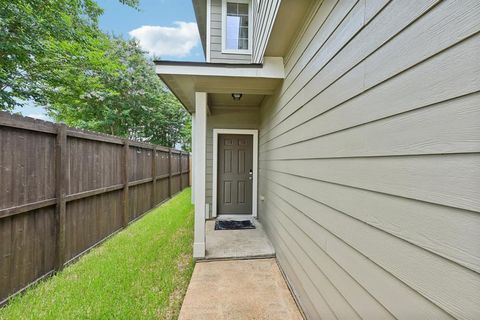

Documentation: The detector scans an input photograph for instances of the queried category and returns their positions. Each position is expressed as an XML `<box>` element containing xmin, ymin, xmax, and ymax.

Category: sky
<box><xmin>97</xmin><ymin>0</ymin><xmax>204</xmax><ymax>61</ymax></box>
<box><xmin>14</xmin><ymin>0</ymin><xmax>203</xmax><ymax>121</ymax></box>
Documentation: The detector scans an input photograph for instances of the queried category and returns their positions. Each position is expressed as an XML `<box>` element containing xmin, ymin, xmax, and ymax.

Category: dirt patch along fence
<box><xmin>0</xmin><ymin>112</ymin><xmax>190</xmax><ymax>304</ymax></box>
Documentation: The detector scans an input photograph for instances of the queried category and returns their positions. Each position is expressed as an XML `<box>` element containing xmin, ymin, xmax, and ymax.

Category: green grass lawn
<box><xmin>0</xmin><ymin>189</ymin><xmax>194</xmax><ymax>320</ymax></box>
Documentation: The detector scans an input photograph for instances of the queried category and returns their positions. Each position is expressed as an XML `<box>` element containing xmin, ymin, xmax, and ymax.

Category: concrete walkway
<box><xmin>205</xmin><ymin>219</ymin><xmax>275</xmax><ymax>260</ymax></box>
<box><xmin>179</xmin><ymin>259</ymin><xmax>303</xmax><ymax>320</ymax></box>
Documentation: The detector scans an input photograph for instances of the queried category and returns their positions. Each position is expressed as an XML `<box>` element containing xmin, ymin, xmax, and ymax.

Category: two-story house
<box><xmin>156</xmin><ymin>0</ymin><xmax>480</xmax><ymax>318</ymax></box>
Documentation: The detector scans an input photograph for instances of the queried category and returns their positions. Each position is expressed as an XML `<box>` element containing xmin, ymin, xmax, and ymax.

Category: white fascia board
<box><xmin>156</xmin><ymin>57</ymin><xmax>284</xmax><ymax>79</ymax></box>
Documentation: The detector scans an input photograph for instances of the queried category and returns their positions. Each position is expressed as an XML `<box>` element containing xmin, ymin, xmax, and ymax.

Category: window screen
<box><xmin>226</xmin><ymin>2</ymin><xmax>249</xmax><ymax>50</ymax></box>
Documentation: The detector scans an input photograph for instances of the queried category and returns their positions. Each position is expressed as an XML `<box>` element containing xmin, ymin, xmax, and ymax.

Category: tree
<box><xmin>0</xmin><ymin>0</ymin><xmax>191</xmax><ymax>150</ymax></box>
<box><xmin>46</xmin><ymin>37</ymin><xmax>190</xmax><ymax>149</ymax></box>
<box><xmin>179</xmin><ymin>117</ymin><xmax>192</xmax><ymax>152</ymax></box>
<box><xmin>0</xmin><ymin>0</ymin><xmax>138</xmax><ymax>109</ymax></box>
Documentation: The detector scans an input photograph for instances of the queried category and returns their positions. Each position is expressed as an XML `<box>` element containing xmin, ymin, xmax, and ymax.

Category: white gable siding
<box><xmin>252</xmin><ymin>0</ymin><xmax>281</xmax><ymax>63</ymax></box>
<box><xmin>258</xmin><ymin>0</ymin><xmax>480</xmax><ymax>319</ymax></box>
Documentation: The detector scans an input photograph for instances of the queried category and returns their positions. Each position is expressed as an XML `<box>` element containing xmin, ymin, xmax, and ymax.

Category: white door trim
<box><xmin>212</xmin><ymin>129</ymin><xmax>258</xmax><ymax>218</ymax></box>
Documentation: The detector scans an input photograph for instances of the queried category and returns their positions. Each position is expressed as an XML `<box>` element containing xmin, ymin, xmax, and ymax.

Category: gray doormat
<box><xmin>215</xmin><ymin>220</ymin><xmax>256</xmax><ymax>230</ymax></box>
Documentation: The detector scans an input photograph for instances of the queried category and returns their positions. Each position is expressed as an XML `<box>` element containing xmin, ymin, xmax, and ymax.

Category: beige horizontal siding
<box><xmin>260</xmin><ymin>93</ymin><xmax>480</xmax><ymax>159</ymax></box>
<box><xmin>258</xmin><ymin>0</ymin><xmax>480</xmax><ymax>319</ymax></box>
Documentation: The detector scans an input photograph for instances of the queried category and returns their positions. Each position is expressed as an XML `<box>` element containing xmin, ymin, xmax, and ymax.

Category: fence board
<box><xmin>0</xmin><ymin>112</ymin><xmax>190</xmax><ymax>305</ymax></box>
<box><xmin>0</xmin><ymin>127</ymin><xmax>56</xmax><ymax>210</ymax></box>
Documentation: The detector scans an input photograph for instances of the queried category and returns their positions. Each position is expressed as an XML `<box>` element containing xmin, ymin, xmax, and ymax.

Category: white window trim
<box><xmin>221</xmin><ymin>0</ymin><xmax>253</xmax><ymax>55</ymax></box>
<box><xmin>212</xmin><ymin>129</ymin><xmax>258</xmax><ymax>218</ymax></box>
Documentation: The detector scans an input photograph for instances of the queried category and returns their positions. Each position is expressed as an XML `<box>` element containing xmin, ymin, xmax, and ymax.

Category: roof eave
<box><xmin>155</xmin><ymin>58</ymin><xmax>285</xmax><ymax>113</ymax></box>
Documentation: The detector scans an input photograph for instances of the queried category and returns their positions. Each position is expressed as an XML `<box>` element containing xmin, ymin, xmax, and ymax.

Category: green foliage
<box><xmin>47</xmin><ymin>37</ymin><xmax>190</xmax><ymax>149</ymax></box>
<box><xmin>0</xmin><ymin>0</ymin><xmax>191</xmax><ymax>150</ymax></box>
<box><xmin>0</xmin><ymin>189</ymin><xmax>194</xmax><ymax>320</ymax></box>
<box><xmin>180</xmin><ymin>117</ymin><xmax>192</xmax><ymax>152</ymax></box>
<box><xmin>0</xmin><ymin>0</ymin><xmax>109</xmax><ymax>108</ymax></box>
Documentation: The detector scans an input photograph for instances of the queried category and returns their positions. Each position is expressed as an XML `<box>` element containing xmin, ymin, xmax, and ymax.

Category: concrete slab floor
<box><xmin>179</xmin><ymin>259</ymin><xmax>303</xmax><ymax>320</ymax></box>
<box><xmin>205</xmin><ymin>219</ymin><xmax>275</xmax><ymax>260</ymax></box>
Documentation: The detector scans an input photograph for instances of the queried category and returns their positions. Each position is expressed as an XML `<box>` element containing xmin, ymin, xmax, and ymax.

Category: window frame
<box><xmin>221</xmin><ymin>0</ymin><xmax>253</xmax><ymax>55</ymax></box>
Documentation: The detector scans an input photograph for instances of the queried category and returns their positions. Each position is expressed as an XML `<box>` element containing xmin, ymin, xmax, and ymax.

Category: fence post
<box><xmin>54</xmin><ymin>124</ymin><xmax>67</xmax><ymax>271</ymax></box>
<box><xmin>179</xmin><ymin>151</ymin><xmax>183</xmax><ymax>190</ymax></box>
<box><xmin>168</xmin><ymin>148</ymin><xmax>172</xmax><ymax>198</ymax></box>
<box><xmin>151</xmin><ymin>146</ymin><xmax>157</xmax><ymax>207</ymax></box>
<box><xmin>122</xmin><ymin>140</ymin><xmax>129</xmax><ymax>226</ymax></box>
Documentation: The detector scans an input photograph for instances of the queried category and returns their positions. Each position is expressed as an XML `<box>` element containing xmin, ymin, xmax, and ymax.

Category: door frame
<box><xmin>212</xmin><ymin>129</ymin><xmax>258</xmax><ymax>218</ymax></box>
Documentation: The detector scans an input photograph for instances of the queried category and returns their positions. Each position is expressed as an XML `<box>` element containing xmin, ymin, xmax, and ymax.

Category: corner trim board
<box><xmin>206</xmin><ymin>0</ymin><xmax>211</xmax><ymax>62</ymax></box>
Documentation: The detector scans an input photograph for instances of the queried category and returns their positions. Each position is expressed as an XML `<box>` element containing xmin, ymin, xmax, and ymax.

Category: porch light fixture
<box><xmin>232</xmin><ymin>93</ymin><xmax>243</xmax><ymax>101</ymax></box>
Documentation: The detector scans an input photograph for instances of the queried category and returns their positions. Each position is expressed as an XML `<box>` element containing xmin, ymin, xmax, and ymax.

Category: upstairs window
<box><xmin>223</xmin><ymin>0</ymin><xmax>251</xmax><ymax>53</ymax></box>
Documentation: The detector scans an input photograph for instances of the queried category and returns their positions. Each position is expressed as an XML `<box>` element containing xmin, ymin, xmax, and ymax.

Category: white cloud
<box><xmin>129</xmin><ymin>21</ymin><xmax>200</xmax><ymax>58</ymax></box>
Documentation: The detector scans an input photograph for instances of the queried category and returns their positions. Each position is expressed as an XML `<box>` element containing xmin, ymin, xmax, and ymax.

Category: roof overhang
<box><xmin>155</xmin><ymin>57</ymin><xmax>285</xmax><ymax>112</ymax></box>
<box><xmin>265</xmin><ymin>0</ymin><xmax>314</xmax><ymax>58</ymax></box>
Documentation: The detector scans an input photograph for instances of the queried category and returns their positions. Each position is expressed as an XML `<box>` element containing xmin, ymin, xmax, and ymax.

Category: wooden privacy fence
<box><xmin>0</xmin><ymin>112</ymin><xmax>190</xmax><ymax>304</ymax></box>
